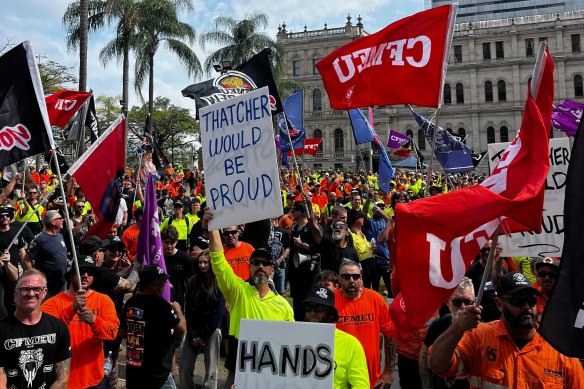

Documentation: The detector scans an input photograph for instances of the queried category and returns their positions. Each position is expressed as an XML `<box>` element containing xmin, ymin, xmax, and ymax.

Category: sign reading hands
<box><xmin>199</xmin><ymin>87</ymin><xmax>283</xmax><ymax>230</ymax></box>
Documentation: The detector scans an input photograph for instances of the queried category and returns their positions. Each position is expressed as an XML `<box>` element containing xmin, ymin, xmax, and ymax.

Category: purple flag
<box><xmin>552</xmin><ymin>100</ymin><xmax>584</xmax><ymax>137</ymax></box>
<box><xmin>387</xmin><ymin>130</ymin><xmax>412</xmax><ymax>149</ymax></box>
<box><xmin>136</xmin><ymin>173</ymin><xmax>170</xmax><ymax>301</ymax></box>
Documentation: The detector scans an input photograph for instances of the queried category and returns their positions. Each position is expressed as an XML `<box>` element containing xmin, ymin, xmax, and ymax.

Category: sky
<box><xmin>1</xmin><ymin>0</ymin><xmax>424</xmax><ymax>113</ymax></box>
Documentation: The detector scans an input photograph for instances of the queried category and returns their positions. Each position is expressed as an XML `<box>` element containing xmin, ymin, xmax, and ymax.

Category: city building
<box><xmin>277</xmin><ymin>9</ymin><xmax>584</xmax><ymax>173</ymax></box>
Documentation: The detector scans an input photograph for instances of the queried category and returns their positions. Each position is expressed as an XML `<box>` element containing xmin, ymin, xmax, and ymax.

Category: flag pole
<box><xmin>53</xmin><ymin>149</ymin><xmax>82</xmax><ymax>287</ymax></box>
<box><xmin>281</xmin><ymin>112</ymin><xmax>310</xmax><ymax>216</ymax></box>
<box><xmin>475</xmin><ymin>221</ymin><xmax>502</xmax><ymax>307</ymax></box>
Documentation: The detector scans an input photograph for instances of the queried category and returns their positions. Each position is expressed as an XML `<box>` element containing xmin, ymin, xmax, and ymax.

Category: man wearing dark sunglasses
<box><xmin>303</xmin><ymin>285</ymin><xmax>369</xmax><ymax>389</ymax></box>
<box><xmin>204</xmin><ymin>209</ymin><xmax>293</xmax><ymax>388</ymax></box>
<box><xmin>221</xmin><ymin>226</ymin><xmax>254</xmax><ymax>282</ymax></box>
<box><xmin>534</xmin><ymin>256</ymin><xmax>560</xmax><ymax>323</ymax></box>
<box><xmin>430</xmin><ymin>272</ymin><xmax>584</xmax><ymax>387</ymax></box>
<box><xmin>335</xmin><ymin>260</ymin><xmax>396</xmax><ymax>388</ymax></box>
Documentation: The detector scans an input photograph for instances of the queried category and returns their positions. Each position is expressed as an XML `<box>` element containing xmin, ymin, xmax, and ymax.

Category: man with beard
<box><xmin>205</xmin><ymin>208</ymin><xmax>293</xmax><ymax>389</ymax></box>
<box><xmin>419</xmin><ymin>277</ymin><xmax>475</xmax><ymax>389</ymax></box>
<box><xmin>533</xmin><ymin>256</ymin><xmax>560</xmax><ymax>323</ymax></box>
<box><xmin>429</xmin><ymin>272</ymin><xmax>584</xmax><ymax>387</ymax></box>
<box><xmin>319</xmin><ymin>221</ymin><xmax>359</xmax><ymax>271</ymax></box>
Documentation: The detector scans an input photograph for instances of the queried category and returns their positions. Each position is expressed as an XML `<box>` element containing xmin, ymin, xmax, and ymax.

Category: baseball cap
<box><xmin>174</xmin><ymin>201</ymin><xmax>184</xmax><ymax>208</ymax></box>
<box><xmin>178</xmin><ymin>187</ymin><xmax>187</xmax><ymax>193</ymax></box>
<box><xmin>303</xmin><ymin>286</ymin><xmax>339</xmax><ymax>321</ymax></box>
<box><xmin>496</xmin><ymin>272</ymin><xmax>541</xmax><ymax>296</ymax></box>
<box><xmin>106</xmin><ymin>236</ymin><xmax>126</xmax><ymax>251</ymax></box>
<box><xmin>139</xmin><ymin>265</ymin><xmax>170</xmax><ymax>287</ymax></box>
<box><xmin>534</xmin><ymin>257</ymin><xmax>560</xmax><ymax>270</ymax></box>
<box><xmin>250</xmin><ymin>248</ymin><xmax>274</xmax><ymax>263</ymax></box>
<box><xmin>79</xmin><ymin>235</ymin><xmax>110</xmax><ymax>256</ymax></box>
<box><xmin>66</xmin><ymin>255</ymin><xmax>98</xmax><ymax>278</ymax></box>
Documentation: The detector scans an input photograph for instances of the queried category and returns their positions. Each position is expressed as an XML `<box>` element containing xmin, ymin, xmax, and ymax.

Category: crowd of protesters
<box><xmin>0</xmin><ymin>162</ymin><xmax>583</xmax><ymax>389</ymax></box>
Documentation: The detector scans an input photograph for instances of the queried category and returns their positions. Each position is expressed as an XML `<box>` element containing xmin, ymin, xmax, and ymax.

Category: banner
<box><xmin>45</xmin><ymin>90</ymin><xmax>91</xmax><ymax>128</ymax></box>
<box><xmin>287</xmin><ymin>138</ymin><xmax>322</xmax><ymax>156</ymax></box>
<box><xmin>552</xmin><ymin>99</ymin><xmax>584</xmax><ymax>136</ymax></box>
<box><xmin>235</xmin><ymin>319</ymin><xmax>335</xmax><ymax>388</ymax></box>
<box><xmin>487</xmin><ymin>138</ymin><xmax>569</xmax><ymax>257</ymax></box>
<box><xmin>182</xmin><ymin>48</ymin><xmax>282</xmax><ymax>117</ymax></box>
<box><xmin>68</xmin><ymin>115</ymin><xmax>126</xmax><ymax>237</ymax></box>
<box><xmin>411</xmin><ymin>108</ymin><xmax>474</xmax><ymax>173</ymax></box>
<box><xmin>316</xmin><ymin>4</ymin><xmax>456</xmax><ymax>109</ymax></box>
<box><xmin>395</xmin><ymin>44</ymin><xmax>554</xmax><ymax>327</ymax></box>
<box><xmin>0</xmin><ymin>41</ymin><xmax>55</xmax><ymax>168</ymax></box>
<box><xmin>472</xmin><ymin>151</ymin><xmax>487</xmax><ymax>168</ymax></box>
<box><xmin>387</xmin><ymin>130</ymin><xmax>412</xmax><ymax>149</ymax></box>
<box><xmin>539</xmin><ymin>118</ymin><xmax>584</xmax><ymax>358</ymax></box>
<box><xmin>85</xmin><ymin>94</ymin><xmax>100</xmax><ymax>143</ymax></box>
<box><xmin>199</xmin><ymin>87</ymin><xmax>283</xmax><ymax>230</ymax></box>
<box><xmin>135</xmin><ymin>172</ymin><xmax>170</xmax><ymax>301</ymax></box>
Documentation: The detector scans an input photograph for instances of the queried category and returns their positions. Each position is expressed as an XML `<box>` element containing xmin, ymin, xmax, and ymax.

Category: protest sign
<box><xmin>488</xmin><ymin>137</ymin><xmax>570</xmax><ymax>257</ymax></box>
<box><xmin>199</xmin><ymin>86</ymin><xmax>283</xmax><ymax>230</ymax></box>
<box><xmin>235</xmin><ymin>319</ymin><xmax>335</xmax><ymax>389</ymax></box>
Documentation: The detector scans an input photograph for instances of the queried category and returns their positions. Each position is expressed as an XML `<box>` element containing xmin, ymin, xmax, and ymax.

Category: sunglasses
<box><xmin>480</xmin><ymin>248</ymin><xmax>491</xmax><ymax>254</ymax></box>
<box><xmin>503</xmin><ymin>295</ymin><xmax>537</xmax><ymax>308</ymax></box>
<box><xmin>250</xmin><ymin>259</ymin><xmax>273</xmax><ymax>267</ymax></box>
<box><xmin>0</xmin><ymin>213</ymin><xmax>12</xmax><ymax>218</ymax></box>
<box><xmin>80</xmin><ymin>269</ymin><xmax>97</xmax><ymax>276</ymax></box>
<box><xmin>305</xmin><ymin>303</ymin><xmax>326</xmax><ymax>313</ymax></box>
<box><xmin>223</xmin><ymin>230</ymin><xmax>238</xmax><ymax>236</ymax></box>
<box><xmin>28</xmin><ymin>192</ymin><xmax>37</xmax><ymax>195</ymax></box>
<box><xmin>450</xmin><ymin>298</ymin><xmax>475</xmax><ymax>308</ymax></box>
<box><xmin>340</xmin><ymin>273</ymin><xmax>361</xmax><ymax>281</ymax></box>
<box><xmin>537</xmin><ymin>271</ymin><xmax>558</xmax><ymax>279</ymax></box>
<box><xmin>332</xmin><ymin>223</ymin><xmax>346</xmax><ymax>229</ymax></box>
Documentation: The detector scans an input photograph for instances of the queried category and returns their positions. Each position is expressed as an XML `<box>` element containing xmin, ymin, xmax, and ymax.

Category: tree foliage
<box><xmin>38</xmin><ymin>61</ymin><xmax>78</xmax><ymax>94</ymax></box>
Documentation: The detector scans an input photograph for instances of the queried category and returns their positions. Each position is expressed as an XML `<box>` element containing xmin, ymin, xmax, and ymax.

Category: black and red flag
<box><xmin>45</xmin><ymin>89</ymin><xmax>91</xmax><ymax>128</ymax></box>
<box><xmin>0</xmin><ymin>41</ymin><xmax>55</xmax><ymax>168</ymax></box>
<box><xmin>67</xmin><ymin>116</ymin><xmax>126</xmax><ymax>238</ymax></box>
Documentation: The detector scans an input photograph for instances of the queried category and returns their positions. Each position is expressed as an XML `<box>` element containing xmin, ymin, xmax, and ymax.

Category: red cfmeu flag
<box><xmin>45</xmin><ymin>90</ymin><xmax>91</xmax><ymax>128</ymax></box>
<box><xmin>68</xmin><ymin>115</ymin><xmax>126</xmax><ymax>239</ymax></box>
<box><xmin>394</xmin><ymin>44</ymin><xmax>554</xmax><ymax>327</ymax></box>
<box><xmin>316</xmin><ymin>4</ymin><xmax>457</xmax><ymax>110</ymax></box>
<box><xmin>287</xmin><ymin>138</ymin><xmax>322</xmax><ymax>156</ymax></box>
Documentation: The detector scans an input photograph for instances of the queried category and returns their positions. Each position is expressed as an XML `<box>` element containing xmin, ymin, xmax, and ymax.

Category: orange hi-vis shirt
<box><xmin>224</xmin><ymin>242</ymin><xmax>255</xmax><ymax>281</ymax></box>
<box><xmin>335</xmin><ymin>288</ymin><xmax>395</xmax><ymax>388</ymax></box>
<box><xmin>42</xmin><ymin>290</ymin><xmax>120</xmax><ymax>389</ymax></box>
<box><xmin>122</xmin><ymin>224</ymin><xmax>140</xmax><ymax>262</ymax></box>
<box><xmin>312</xmin><ymin>191</ymin><xmax>329</xmax><ymax>211</ymax></box>
<box><xmin>434</xmin><ymin>320</ymin><xmax>584</xmax><ymax>388</ymax></box>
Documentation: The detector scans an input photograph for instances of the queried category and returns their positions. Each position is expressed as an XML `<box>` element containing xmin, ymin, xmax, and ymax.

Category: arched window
<box><xmin>456</xmin><ymin>83</ymin><xmax>464</xmax><ymax>104</ymax></box>
<box><xmin>312</xmin><ymin>89</ymin><xmax>322</xmax><ymax>111</ymax></box>
<box><xmin>487</xmin><ymin>126</ymin><xmax>496</xmax><ymax>144</ymax></box>
<box><xmin>458</xmin><ymin>128</ymin><xmax>466</xmax><ymax>143</ymax></box>
<box><xmin>498</xmin><ymin>80</ymin><xmax>507</xmax><ymax>101</ymax></box>
<box><xmin>485</xmin><ymin>81</ymin><xmax>493</xmax><ymax>102</ymax></box>
<box><xmin>443</xmin><ymin>84</ymin><xmax>452</xmax><ymax>105</ymax></box>
<box><xmin>575</xmin><ymin>75</ymin><xmax>584</xmax><ymax>97</ymax></box>
<box><xmin>314</xmin><ymin>129</ymin><xmax>323</xmax><ymax>153</ymax></box>
<box><xmin>500</xmin><ymin>126</ymin><xmax>509</xmax><ymax>142</ymax></box>
<box><xmin>417</xmin><ymin>129</ymin><xmax>426</xmax><ymax>150</ymax></box>
<box><xmin>334</xmin><ymin>128</ymin><xmax>344</xmax><ymax>152</ymax></box>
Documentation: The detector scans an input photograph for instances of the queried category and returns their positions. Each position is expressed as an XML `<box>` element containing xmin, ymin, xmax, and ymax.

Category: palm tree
<box><xmin>200</xmin><ymin>11</ymin><xmax>278</xmax><ymax>73</ymax></box>
<box><xmin>133</xmin><ymin>0</ymin><xmax>202</xmax><ymax>124</ymax></box>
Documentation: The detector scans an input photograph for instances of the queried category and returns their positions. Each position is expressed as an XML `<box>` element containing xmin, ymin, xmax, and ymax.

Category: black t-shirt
<box><xmin>8</xmin><ymin>221</ymin><xmax>34</xmax><ymax>245</ymax></box>
<box><xmin>319</xmin><ymin>232</ymin><xmax>359</xmax><ymax>272</ymax></box>
<box><xmin>189</xmin><ymin>220</ymin><xmax>209</xmax><ymax>250</ymax></box>
<box><xmin>0</xmin><ymin>228</ymin><xmax>26</xmax><ymax>316</ymax></box>
<box><xmin>27</xmin><ymin>232</ymin><xmax>68</xmax><ymax>294</ymax></box>
<box><xmin>121</xmin><ymin>293</ymin><xmax>180</xmax><ymax>389</ymax></box>
<box><xmin>165</xmin><ymin>249</ymin><xmax>194</xmax><ymax>309</ymax></box>
<box><xmin>0</xmin><ymin>313</ymin><xmax>71</xmax><ymax>389</ymax></box>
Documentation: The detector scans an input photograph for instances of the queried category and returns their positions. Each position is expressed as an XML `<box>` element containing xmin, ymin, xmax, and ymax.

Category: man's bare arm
<box><xmin>0</xmin><ymin>366</ymin><xmax>7</xmax><ymax>389</ymax></box>
<box><xmin>49</xmin><ymin>358</ymin><xmax>70</xmax><ymax>389</ymax></box>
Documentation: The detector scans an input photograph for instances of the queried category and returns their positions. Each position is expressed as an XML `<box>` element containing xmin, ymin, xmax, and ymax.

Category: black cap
<box><xmin>66</xmin><ymin>255</ymin><xmax>97</xmax><ymax>278</ymax></box>
<box><xmin>79</xmin><ymin>235</ymin><xmax>110</xmax><ymax>256</ymax></box>
<box><xmin>496</xmin><ymin>272</ymin><xmax>541</xmax><ymax>297</ymax></box>
<box><xmin>139</xmin><ymin>265</ymin><xmax>170</xmax><ymax>287</ymax></box>
<box><xmin>534</xmin><ymin>257</ymin><xmax>560</xmax><ymax>270</ymax></box>
<box><xmin>303</xmin><ymin>286</ymin><xmax>339</xmax><ymax>321</ymax></box>
<box><xmin>178</xmin><ymin>187</ymin><xmax>187</xmax><ymax>193</ymax></box>
<box><xmin>106</xmin><ymin>236</ymin><xmax>125</xmax><ymax>250</ymax></box>
<box><xmin>174</xmin><ymin>201</ymin><xmax>184</xmax><ymax>208</ymax></box>
<box><xmin>250</xmin><ymin>248</ymin><xmax>273</xmax><ymax>263</ymax></box>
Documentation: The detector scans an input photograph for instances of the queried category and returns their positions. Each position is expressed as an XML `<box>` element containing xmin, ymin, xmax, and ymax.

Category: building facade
<box><xmin>277</xmin><ymin>10</ymin><xmax>584</xmax><ymax>172</ymax></box>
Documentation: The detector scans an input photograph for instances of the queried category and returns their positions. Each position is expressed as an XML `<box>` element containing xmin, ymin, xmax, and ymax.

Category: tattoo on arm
<box><xmin>50</xmin><ymin>358</ymin><xmax>70</xmax><ymax>389</ymax></box>
<box><xmin>384</xmin><ymin>336</ymin><xmax>397</xmax><ymax>369</ymax></box>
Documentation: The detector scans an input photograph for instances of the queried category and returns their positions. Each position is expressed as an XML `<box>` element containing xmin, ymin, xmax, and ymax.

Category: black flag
<box><xmin>182</xmin><ymin>48</ymin><xmax>282</xmax><ymax>117</ymax></box>
<box><xmin>472</xmin><ymin>151</ymin><xmax>487</xmax><ymax>168</ymax></box>
<box><xmin>85</xmin><ymin>94</ymin><xmax>100</xmax><ymax>143</ymax></box>
<box><xmin>539</xmin><ymin>117</ymin><xmax>584</xmax><ymax>357</ymax></box>
<box><xmin>0</xmin><ymin>41</ymin><xmax>55</xmax><ymax>168</ymax></box>
<box><xmin>142</xmin><ymin>114</ymin><xmax>169</xmax><ymax>170</ymax></box>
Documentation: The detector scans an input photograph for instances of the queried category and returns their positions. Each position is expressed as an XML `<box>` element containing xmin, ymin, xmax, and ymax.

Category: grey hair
<box><xmin>16</xmin><ymin>269</ymin><xmax>47</xmax><ymax>288</ymax></box>
<box><xmin>339</xmin><ymin>259</ymin><xmax>361</xmax><ymax>274</ymax></box>
<box><xmin>457</xmin><ymin>276</ymin><xmax>474</xmax><ymax>295</ymax></box>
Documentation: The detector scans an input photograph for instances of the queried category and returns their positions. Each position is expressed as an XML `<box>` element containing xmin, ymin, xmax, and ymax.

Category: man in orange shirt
<box><xmin>334</xmin><ymin>260</ymin><xmax>396</xmax><ymax>388</ymax></box>
<box><xmin>533</xmin><ymin>256</ymin><xmax>559</xmax><ymax>323</ymax></box>
<box><xmin>222</xmin><ymin>226</ymin><xmax>254</xmax><ymax>281</ymax></box>
<box><xmin>312</xmin><ymin>183</ymin><xmax>328</xmax><ymax>211</ymax></box>
<box><xmin>42</xmin><ymin>256</ymin><xmax>120</xmax><ymax>389</ymax></box>
<box><xmin>429</xmin><ymin>272</ymin><xmax>584</xmax><ymax>388</ymax></box>
<box><xmin>122</xmin><ymin>207</ymin><xmax>143</xmax><ymax>262</ymax></box>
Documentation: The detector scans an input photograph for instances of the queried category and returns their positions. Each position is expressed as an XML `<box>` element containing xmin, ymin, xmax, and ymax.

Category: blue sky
<box><xmin>1</xmin><ymin>0</ymin><xmax>424</xmax><ymax>112</ymax></box>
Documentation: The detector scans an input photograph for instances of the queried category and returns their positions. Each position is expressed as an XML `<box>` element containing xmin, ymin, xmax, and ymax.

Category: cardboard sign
<box><xmin>199</xmin><ymin>87</ymin><xmax>283</xmax><ymax>230</ymax></box>
<box><xmin>235</xmin><ymin>319</ymin><xmax>335</xmax><ymax>389</ymax></box>
<box><xmin>488</xmin><ymin>137</ymin><xmax>570</xmax><ymax>257</ymax></box>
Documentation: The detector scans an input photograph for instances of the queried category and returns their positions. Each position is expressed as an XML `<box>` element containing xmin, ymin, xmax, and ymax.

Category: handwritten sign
<box><xmin>235</xmin><ymin>319</ymin><xmax>335</xmax><ymax>389</ymax></box>
<box><xmin>488</xmin><ymin>137</ymin><xmax>570</xmax><ymax>257</ymax></box>
<box><xmin>199</xmin><ymin>87</ymin><xmax>283</xmax><ymax>230</ymax></box>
